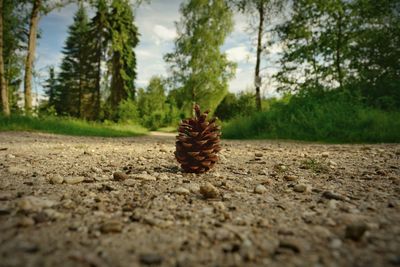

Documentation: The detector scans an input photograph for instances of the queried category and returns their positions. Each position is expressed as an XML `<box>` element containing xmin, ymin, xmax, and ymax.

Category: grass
<box><xmin>156</xmin><ymin>126</ymin><xmax>178</xmax><ymax>133</ymax></box>
<box><xmin>0</xmin><ymin>115</ymin><xmax>148</xmax><ymax>137</ymax></box>
<box><xmin>223</xmin><ymin>91</ymin><xmax>400</xmax><ymax>143</ymax></box>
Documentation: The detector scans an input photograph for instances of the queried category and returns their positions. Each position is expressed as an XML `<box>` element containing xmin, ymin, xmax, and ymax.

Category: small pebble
<box><xmin>113</xmin><ymin>172</ymin><xmax>129</xmax><ymax>181</ymax></box>
<box><xmin>254</xmin><ymin>185</ymin><xmax>267</xmax><ymax>194</ymax></box>
<box><xmin>284</xmin><ymin>175</ymin><xmax>297</xmax><ymax>181</ymax></box>
<box><xmin>50</xmin><ymin>175</ymin><xmax>64</xmax><ymax>184</ymax></box>
<box><xmin>139</xmin><ymin>253</ymin><xmax>163</xmax><ymax>265</ymax></box>
<box><xmin>0</xmin><ymin>192</ymin><xmax>13</xmax><ymax>201</ymax></box>
<box><xmin>255</xmin><ymin>153</ymin><xmax>263</xmax><ymax>158</ymax></box>
<box><xmin>172</xmin><ymin>187</ymin><xmax>190</xmax><ymax>195</ymax></box>
<box><xmin>134</xmin><ymin>174</ymin><xmax>156</xmax><ymax>181</ymax></box>
<box><xmin>293</xmin><ymin>184</ymin><xmax>307</xmax><ymax>193</ymax></box>
<box><xmin>64</xmin><ymin>176</ymin><xmax>84</xmax><ymax>184</ymax></box>
<box><xmin>345</xmin><ymin>222</ymin><xmax>368</xmax><ymax>241</ymax></box>
<box><xmin>321</xmin><ymin>152</ymin><xmax>329</xmax><ymax>158</ymax></box>
<box><xmin>200</xmin><ymin>182</ymin><xmax>219</xmax><ymax>199</ymax></box>
<box><xmin>100</xmin><ymin>220</ymin><xmax>123</xmax><ymax>234</ymax></box>
<box><xmin>322</xmin><ymin>191</ymin><xmax>345</xmax><ymax>201</ymax></box>
<box><xmin>17</xmin><ymin>217</ymin><xmax>35</xmax><ymax>227</ymax></box>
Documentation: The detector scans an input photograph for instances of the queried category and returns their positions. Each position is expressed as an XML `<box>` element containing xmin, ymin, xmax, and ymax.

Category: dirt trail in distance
<box><xmin>0</xmin><ymin>131</ymin><xmax>399</xmax><ymax>267</ymax></box>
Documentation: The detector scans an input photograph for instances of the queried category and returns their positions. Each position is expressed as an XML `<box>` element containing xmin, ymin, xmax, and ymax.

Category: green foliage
<box><xmin>117</xmin><ymin>99</ymin><xmax>139</xmax><ymax>123</ymax></box>
<box><xmin>215</xmin><ymin>92</ymin><xmax>256</xmax><ymax>120</ymax></box>
<box><xmin>87</xmin><ymin>0</ymin><xmax>110</xmax><ymax>120</ymax></box>
<box><xmin>42</xmin><ymin>67</ymin><xmax>59</xmax><ymax>111</ymax></box>
<box><xmin>274</xmin><ymin>0</ymin><xmax>400</xmax><ymax>112</ymax></box>
<box><xmin>223</xmin><ymin>91</ymin><xmax>400</xmax><ymax>143</ymax></box>
<box><xmin>57</xmin><ymin>4</ymin><xmax>94</xmax><ymax>118</ymax></box>
<box><xmin>1</xmin><ymin>0</ymin><xmax>27</xmax><ymax>113</ymax></box>
<box><xmin>108</xmin><ymin>0</ymin><xmax>139</xmax><ymax>112</ymax></box>
<box><xmin>165</xmin><ymin>0</ymin><xmax>236</xmax><ymax>116</ymax></box>
<box><xmin>136</xmin><ymin>76</ymin><xmax>179</xmax><ymax>130</ymax></box>
<box><xmin>0</xmin><ymin>115</ymin><xmax>147</xmax><ymax>137</ymax></box>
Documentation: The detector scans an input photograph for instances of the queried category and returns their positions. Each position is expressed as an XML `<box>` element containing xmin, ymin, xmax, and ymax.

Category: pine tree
<box><xmin>43</xmin><ymin>66</ymin><xmax>59</xmax><ymax>110</ymax></box>
<box><xmin>108</xmin><ymin>0</ymin><xmax>139</xmax><ymax>116</ymax></box>
<box><xmin>58</xmin><ymin>4</ymin><xmax>93</xmax><ymax>118</ymax></box>
<box><xmin>165</xmin><ymin>0</ymin><xmax>236</xmax><ymax>116</ymax></box>
<box><xmin>87</xmin><ymin>0</ymin><xmax>109</xmax><ymax>120</ymax></box>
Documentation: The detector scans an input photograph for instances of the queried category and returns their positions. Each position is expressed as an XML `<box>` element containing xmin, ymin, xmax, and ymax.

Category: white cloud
<box><xmin>153</xmin><ymin>25</ymin><xmax>177</xmax><ymax>41</ymax></box>
<box><xmin>226</xmin><ymin>46</ymin><xmax>255</xmax><ymax>63</ymax></box>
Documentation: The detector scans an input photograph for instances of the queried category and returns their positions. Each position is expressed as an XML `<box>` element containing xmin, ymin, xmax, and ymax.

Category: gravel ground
<box><xmin>0</xmin><ymin>131</ymin><xmax>399</xmax><ymax>267</ymax></box>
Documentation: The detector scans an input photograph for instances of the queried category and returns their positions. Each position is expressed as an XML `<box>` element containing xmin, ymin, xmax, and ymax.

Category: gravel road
<box><xmin>0</xmin><ymin>131</ymin><xmax>399</xmax><ymax>267</ymax></box>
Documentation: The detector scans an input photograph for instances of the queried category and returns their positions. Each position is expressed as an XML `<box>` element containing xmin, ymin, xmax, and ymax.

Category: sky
<box><xmin>35</xmin><ymin>0</ymin><xmax>282</xmax><ymax>99</ymax></box>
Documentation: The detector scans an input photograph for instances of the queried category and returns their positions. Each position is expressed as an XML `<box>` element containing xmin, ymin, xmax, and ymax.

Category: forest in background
<box><xmin>0</xmin><ymin>0</ymin><xmax>399</xmax><ymax>142</ymax></box>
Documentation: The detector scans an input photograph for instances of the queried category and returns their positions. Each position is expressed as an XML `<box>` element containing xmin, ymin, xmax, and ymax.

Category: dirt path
<box><xmin>0</xmin><ymin>131</ymin><xmax>399</xmax><ymax>267</ymax></box>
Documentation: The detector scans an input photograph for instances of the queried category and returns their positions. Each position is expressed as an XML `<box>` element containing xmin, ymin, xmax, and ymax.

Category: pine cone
<box><xmin>175</xmin><ymin>104</ymin><xmax>221</xmax><ymax>173</ymax></box>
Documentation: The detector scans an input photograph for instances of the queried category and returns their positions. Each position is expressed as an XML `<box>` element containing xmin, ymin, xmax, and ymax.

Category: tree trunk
<box><xmin>335</xmin><ymin>12</ymin><xmax>343</xmax><ymax>88</ymax></box>
<box><xmin>254</xmin><ymin>2</ymin><xmax>264</xmax><ymax>112</ymax></box>
<box><xmin>24</xmin><ymin>0</ymin><xmax>41</xmax><ymax>115</ymax></box>
<box><xmin>0</xmin><ymin>0</ymin><xmax>10</xmax><ymax>116</ymax></box>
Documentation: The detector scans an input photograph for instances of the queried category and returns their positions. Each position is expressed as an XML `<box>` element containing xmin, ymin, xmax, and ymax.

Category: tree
<box><xmin>165</xmin><ymin>0</ymin><xmax>236</xmax><ymax>116</ymax></box>
<box><xmin>88</xmin><ymin>0</ymin><xmax>109</xmax><ymax>120</ymax></box>
<box><xmin>230</xmin><ymin>0</ymin><xmax>283</xmax><ymax>111</ymax></box>
<box><xmin>349</xmin><ymin>0</ymin><xmax>400</xmax><ymax>109</ymax></box>
<box><xmin>23</xmin><ymin>0</ymin><xmax>41</xmax><ymax>114</ymax></box>
<box><xmin>23</xmin><ymin>0</ymin><xmax>71</xmax><ymax>115</ymax></box>
<box><xmin>43</xmin><ymin>66</ymin><xmax>59</xmax><ymax>110</ymax></box>
<box><xmin>2</xmin><ymin>0</ymin><xmax>27</xmax><ymax>114</ymax></box>
<box><xmin>274</xmin><ymin>0</ymin><xmax>400</xmax><ymax>110</ymax></box>
<box><xmin>108</xmin><ymin>0</ymin><xmax>139</xmax><ymax>113</ymax></box>
<box><xmin>137</xmin><ymin>76</ymin><xmax>169</xmax><ymax>129</ymax></box>
<box><xmin>0</xmin><ymin>0</ymin><xmax>10</xmax><ymax>116</ymax></box>
<box><xmin>57</xmin><ymin>4</ymin><xmax>93</xmax><ymax>118</ymax></box>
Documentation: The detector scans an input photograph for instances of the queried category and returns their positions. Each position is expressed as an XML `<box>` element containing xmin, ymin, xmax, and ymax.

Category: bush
<box><xmin>117</xmin><ymin>99</ymin><xmax>139</xmax><ymax>123</ymax></box>
<box><xmin>223</xmin><ymin>90</ymin><xmax>400</xmax><ymax>143</ymax></box>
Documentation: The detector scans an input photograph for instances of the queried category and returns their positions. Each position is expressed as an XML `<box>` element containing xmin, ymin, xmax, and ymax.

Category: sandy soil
<box><xmin>0</xmin><ymin>131</ymin><xmax>399</xmax><ymax>267</ymax></box>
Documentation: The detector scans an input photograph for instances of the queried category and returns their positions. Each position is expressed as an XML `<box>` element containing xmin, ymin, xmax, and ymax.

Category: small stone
<box><xmin>7</xmin><ymin>154</ymin><xmax>15</xmax><ymax>159</ymax></box>
<box><xmin>345</xmin><ymin>222</ymin><xmax>368</xmax><ymax>241</ymax></box>
<box><xmin>322</xmin><ymin>191</ymin><xmax>345</xmax><ymax>201</ymax></box>
<box><xmin>255</xmin><ymin>153</ymin><xmax>263</xmax><ymax>158</ymax></box>
<box><xmin>64</xmin><ymin>176</ymin><xmax>84</xmax><ymax>184</ymax></box>
<box><xmin>278</xmin><ymin>239</ymin><xmax>302</xmax><ymax>253</ymax></box>
<box><xmin>50</xmin><ymin>175</ymin><xmax>64</xmax><ymax>184</ymax></box>
<box><xmin>139</xmin><ymin>253</ymin><xmax>163</xmax><ymax>265</ymax></box>
<box><xmin>113</xmin><ymin>172</ymin><xmax>129</xmax><ymax>181</ymax></box>
<box><xmin>17</xmin><ymin>217</ymin><xmax>35</xmax><ymax>227</ymax></box>
<box><xmin>329</xmin><ymin>238</ymin><xmax>342</xmax><ymax>249</ymax></box>
<box><xmin>283</xmin><ymin>175</ymin><xmax>297</xmax><ymax>181</ymax></box>
<box><xmin>134</xmin><ymin>174</ymin><xmax>156</xmax><ymax>181</ymax></box>
<box><xmin>8</xmin><ymin>166</ymin><xmax>27</xmax><ymax>174</ymax></box>
<box><xmin>100</xmin><ymin>220</ymin><xmax>123</xmax><ymax>233</ymax></box>
<box><xmin>293</xmin><ymin>184</ymin><xmax>307</xmax><ymax>193</ymax></box>
<box><xmin>0</xmin><ymin>192</ymin><xmax>13</xmax><ymax>201</ymax></box>
<box><xmin>44</xmin><ymin>209</ymin><xmax>65</xmax><ymax>220</ymax></box>
<box><xmin>91</xmin><ymin>167</ymin><xmax>102</xmax><ymax>173</ymax></box>
<box><xmin>254</xmin><ymin>185</ymin><xmax>267</xmax><ymax>194</ymax></box>
<box><xmin>0</xmin><ymin>207</ymin><xmax>11</xmax><ymax>215</ymax></box>
<box><xmin>200</xmin><ymin>182</ymin><xmax>219</xmax><ymax>199</ymax></box>
<box><xmin>18</xmin><ymin>196</ymin><xmax>57</xmax><ymax>213</ymax></box>
<box><xmin>187</xmin><ymin>183</ymin><xmax>200</xmax><ymax>193</ymax></box>
<box><xmin>157</xmin><ymin>173</ymin><xmax>169</xmax><ymax>180</ymax></box>
<box><xmin>312</xmin><ymin>226</ymin><xmax>333</xmax><ymax>239</ymax></box>
<box><xmin>321</xmin><ymin>152</ymin><xmax>329</xmax><ymax>158</ymax></box>
<box><xmin>173</xmin><ymin>187</ymin><xmax>190</xmax><ymax>195</ymax></box>
<box><xmin>17</xmin><ymin>242</ymin><xmax>39</xmax><ymax>253</ymax></box>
